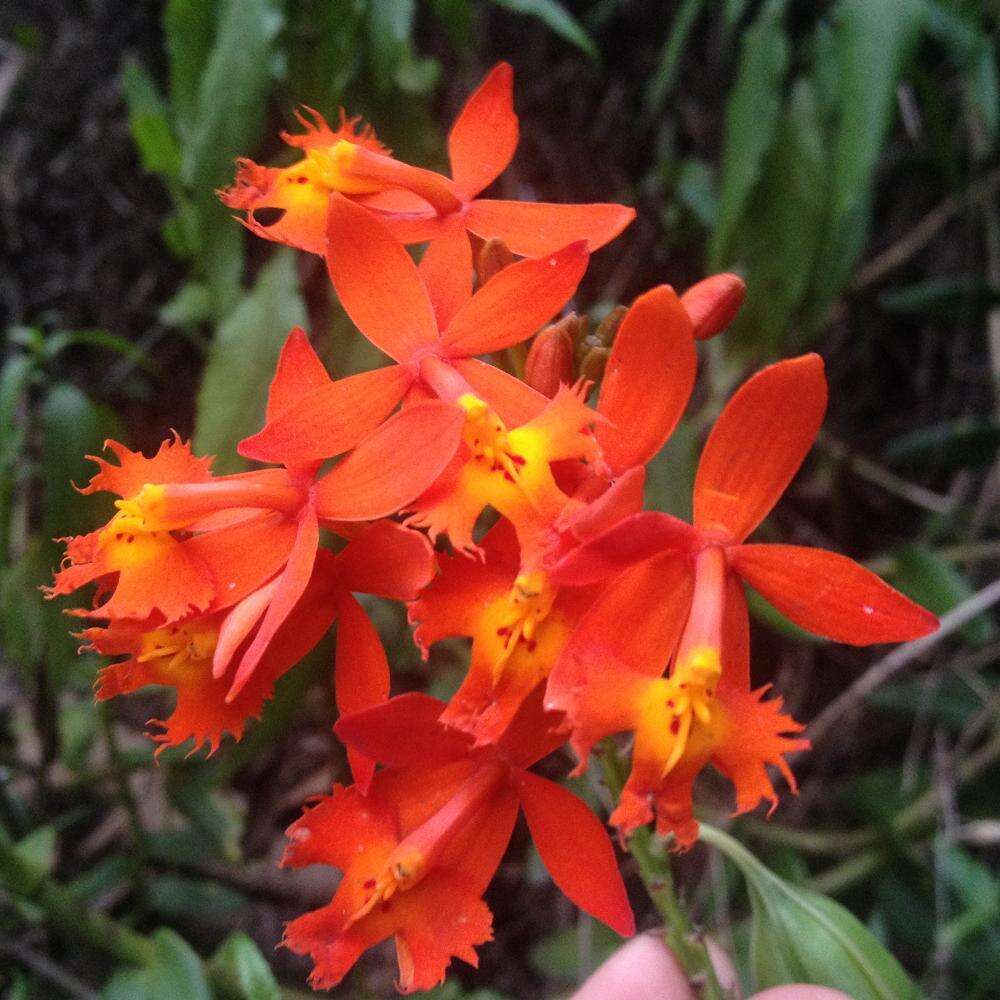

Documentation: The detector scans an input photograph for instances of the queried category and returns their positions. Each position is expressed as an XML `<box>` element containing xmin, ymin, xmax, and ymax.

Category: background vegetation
<box><xmin>0</xmin><ymin>0</ymin><xmax>997</xmax><ymax>996</ymax></box>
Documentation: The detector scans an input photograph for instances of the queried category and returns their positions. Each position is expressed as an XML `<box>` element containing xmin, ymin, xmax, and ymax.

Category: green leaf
<box><xmin>121</xmin><ymin>60</ymin><xmax>182</xmax><ymax>182</ymax></box>
<box><xmin>727</xmin><ymin>75</ymin><xmax>828</xmax><ymax>352</ymax></box>
<box><xmin>144</xmin><ymin>928</ymin><xmax>213</xmax><ymax>1000</ymax></box>
<box><xmin>530</xmin><ymin>920</ymin><xmax>620</xmax><ymax>981</ymax></box>
<box><xmin>41</xmin><ymin>383</ymin><xmax>122</xmax><ymax>539</ymax></box>
<box><xmin>701</xmin><ymin>824</ymin><xmax>918</xmax><ymax>1000</ymax></box>
<box><xmin>645</xmin><ymin>0</ymin><xmax>705</xmax><ymax>117</ymax></box>
<box><xmin>709</xmin><ymin>0</ymin><xmax>790</xmax><ymax>269</ymax></box>
<box><xmin>164</xmin><ymin>0</ymin><xmax>219</xmax><ymax>143</ymax></box>
<box><xmin>209</xmin><ymin>932</ymin><xmax>281</xmax><ymax>1000</ymax></box>
<box><xmin>148</xmin><ymin>874</ymin><xmax>247</xmax><ymax>922</ymax></box>
<box><xmin>159</xmin><ymin>280</ymin><xmax>214</xmax><ymax>328</ymax></box>
<box><xmin>884</xmin><ymin>416</ymin><xmax>1000</xmax><ymax>471</ymax></box>
<box><xmin>194</xmin><ymin>249</ymin><xmax>307</xmax><ymax>469</ymax></box>
<box><xmin>366</xmin><ymin>0</ymin><xmax>417</xmax><ymax>92</ymax></box>
<box><xmin>489</xmin><ymin>0</ymin><xmax>599</xmax><ymax>61</ymax></box>
<box><xmin>891</xmin><ymin>544</ymin><xmax>996</xmax><ymax>646</ymax></box>
<box><xmin>14</xmin><ymin>825</ymin><xmax>57</xmax><ymax>878</ymax></box>
<box><xmin>879</xmin><ymin>275</ymin><xmax>1000</xmax><ymax>319</ymax></box>
<box><xmin>288</xmin><ymin>0</ymin><xmax>365</xmax><ymax>111</ymax></box>
<box><xmin>807</xmin><ymin>0</ymin><xmax>925</xmax><ymax>314</ymax></box>
<box><xmin>181</xmin><ymin>0</ymin><xmax>284</xmax><ymax>316</ymax></box>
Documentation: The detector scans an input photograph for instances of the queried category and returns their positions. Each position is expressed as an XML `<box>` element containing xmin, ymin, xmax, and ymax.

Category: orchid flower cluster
<box><xmin>49</xmin><ymin>64</ymin><xmax>937</xmax><ymax>993</ymax></box>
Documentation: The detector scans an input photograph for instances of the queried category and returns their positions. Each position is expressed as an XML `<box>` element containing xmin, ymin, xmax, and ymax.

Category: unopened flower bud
<box><xmin>525</xmin><ymin>315</ymin><xmax>577</xmax><ymax>397</ymax></box>
<box><xmin>476</xmin><ymin>238</ymin><xmax>514</xmax><ymax>286</ymax></box>
<box><xmin>680</xmin><ymin>273</ymin><xmax>746</xmax><ymax>340</ymax></box>
<box><xmin>592</xmin><ymin>304</ymin><xmax>628</xmax><ymax>348</ymax></box>
<box><xmin>579</xmin><ymin>345</ymin><xmax>609</xmax><ymax>385</ymax></box>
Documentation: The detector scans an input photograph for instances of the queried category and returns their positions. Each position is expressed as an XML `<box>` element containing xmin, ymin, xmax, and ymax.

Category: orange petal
<box><xmin>227</xmin><ymin>506</ymin><xmax>319</xmax><ymax>700</ymax></box>
<box><xmin>693</xmin><ymin>354</ymin><xmax>827</xmax><ymax>542</ymax></box>
<box><xmin>514</xmin><ymin>770</ymin><xmax>635</xmax><ymax>936</ymax></box>
<box><xmin>265</xmin><ymin>327</ymin><xmax>331</xmax><ymax>423</ymax></box>
<box><xmin>546</xmin><ymin>552</ymin><xmax>694</xmax><ymax>722</ymax></box>
<box><xmin>450</xmin><ymin>357</ymin><xmax>548</xmax><ymax>426</ymax></box>
<box><xmin>315</xmin><ymin>401</ymin><xmax>464</xmax><ymax>521</ymax></box>
<box><xmin>555</xmin><ymin>466</ymin><xmax>646</xmax><ymax>546</ymax></box>
<box><xmin>334</xmin><ymin>693</ymin><xmax>475</xmax><ymax>769</ymax></box>
<box><xmin>465</xmin><ymin>198</ymin><xmax>635</xmax><ymax>257</ymax></box>
<box><xmin>439</xmin><ymin>242</ymin><xmax>589</xmax><ymax>357</ymax></box>
<box><xmin>186</xmin><ymin>511</ymin><xmax>298</xmax><ymax>613</ymax></box>
<box><xmin>325</xmin><ymin>193</ymin><xmax>440</xmax><ymax>362</ymax></box>
<box><xmin>596</xmin><ymin>285</ymin><xmax>696</xmax><ymax>473</ymax></box>
<box><xmin>408</xmin><ymin>518</ymin><xmax>519</xmax><ymax>654</ymax></box>
<box><xmin>335</xmin><ymin>520</ymin><xmax>435</xmax><ymax>601</ymax></box>
<box><xmin>335</xmin><ymin>590</ymin><xmax>390</xmax><ymax>792</ymax></box>
<box><xmin>496</xmin><ymin>682</ymin><xmax>572</xmax><ymax>769</ymax></box>
<box><xmin>447</xmin><ymin>63</ymin><xmax>519</xmax><ymax>197</ymax></box>
<box><xmin>549</xmin><ymin>511</ymin><xmax>698</xmax><ymax>587</ymax></box>
<box><xmin>419</xmin><ymin>223</ymin><xmax>473</xmax><ymax>331</ymax></box>
<box><xmin>238</xmin><ymin>364</ymin><xmax>412</xmax><ymax>466</ymax></box>
<box><xmin>79</xmin><ymin>435</ymin><xmax>213</xmax><ymax>498</ymax></box>
<box><xmin>712</xmin><ymin>684</ymin><xmax>809</xmax><ymax>817</ymax></box>
<box><xmin>730</xmin><ymin>543</ymin><xmax>939</xmax><ymax>644</ymax></box>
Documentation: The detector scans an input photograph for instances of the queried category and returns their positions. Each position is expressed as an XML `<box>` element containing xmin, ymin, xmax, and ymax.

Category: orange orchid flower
<box><xmin>220</xmin><ymin>63</ymin><xmax>634</xmax><ymax>273</ymax></box>
<box><xmin>545</xmin><ymin>354</ymin><xmax>938</xmax><ymax>846</ymax></box>
<box><xmin>79</xmin><ymin>520</ymin><xmax>433</xmax><ymax>760</ymax></box>
<box><xmin>407</xmin><ymin>281</ymin><xmax>712</xmax><ymax>745</ymax></box>
<box><xmin>282</xmin><ymin>691</ymin><xmax>634</xmax><ymax>993</ymax></box>
<box><xmin>49</xmin><ymin>330</ymin><xmax>462</xmax><ymax>696</ymax></box>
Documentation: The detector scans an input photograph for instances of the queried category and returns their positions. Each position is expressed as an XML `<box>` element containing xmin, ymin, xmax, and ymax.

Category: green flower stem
<box><xmin>0</xmin><ymin>825</ymin><xmax>154</xmax><ymax>966</ymax></box>
<box><xmin>597</xmin><ymin>741</ymin><xmax>728</xmax><ymax>1000</ymax></box>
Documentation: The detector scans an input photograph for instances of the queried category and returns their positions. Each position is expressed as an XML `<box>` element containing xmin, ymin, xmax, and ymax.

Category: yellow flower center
<box><xmin>302</xmin><ymin>141</ymin><xmax>386</xmax><ymax>195</ymax></box>
<box><xmin>457</xmin><ymin>394</ymin><xmax>527</xmax><ymax>483</ymax></box>
<box><xmin>137</xmin><ymin>622</ymin><xmax>218</xmax><ymax>681</ymax></box>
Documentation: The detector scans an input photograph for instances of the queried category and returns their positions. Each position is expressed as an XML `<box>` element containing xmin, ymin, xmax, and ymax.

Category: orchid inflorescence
<box><xmin>48</xmin><ymin>64</ymin><xmax>937</xmax><ymax>993</ymax></box>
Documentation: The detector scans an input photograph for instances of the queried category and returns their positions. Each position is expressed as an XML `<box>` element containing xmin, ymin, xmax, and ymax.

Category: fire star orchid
<box><xmin>282</xmin><ymin>691</ymin><xmax>634</xmax><ymax>992</ymax></box>
<box><xmin>409</xmin><ymin>280</ymin><xmax>713</xmax><ymax>745</ymax></box>
<box><xmin>220</xmin><ymin>63</ymin><xmax>634</xmax><ymax>276</ymax></box>
<box><xmin>546</xmin><ymin>354</ymin><xmax>938</xmax><ymax>845</ymax></box>
<box><xmin>79</xmin><ymin>519</ymin><xmax>432</xmax><ymax>760</ymax></box>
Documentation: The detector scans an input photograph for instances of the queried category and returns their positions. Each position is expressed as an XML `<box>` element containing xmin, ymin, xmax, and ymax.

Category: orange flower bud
<box><xmin>680</xmin><ymin>273</ymin><xmax>746</xmax><ymax>340</ymax></box>
<box><xmin>476</xmin><ymin>237</ymin><xmax>514</xmax><ymax>285</ymax></box>
<box><xmin>525</xmin><ymin>314</ymin><xmax>577</xmax><ymax>397</ymax></box>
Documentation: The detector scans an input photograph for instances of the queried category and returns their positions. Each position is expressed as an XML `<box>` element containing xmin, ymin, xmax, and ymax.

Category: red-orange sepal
<box><xmin>729</xmin><ymin>544</ymin><xmax>938</xmax><ymax>644</ymax></box>
<box><xmin>595</xmin><ymin>285</ymin><xmax>697</xmax><ymax>475</ymax></box>
<box><xmin>693</xmin><ymin>354</ymin><xmax>827</xmax><ymax>543</ymax></box>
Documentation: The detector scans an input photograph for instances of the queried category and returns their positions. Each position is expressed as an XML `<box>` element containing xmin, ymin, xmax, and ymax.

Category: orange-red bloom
<box><xmin>283</xmin><ymin>692</ymin><xmax>633</xmax><ymax>992</ymax></box>
<box><xmin>80</xmin><ymin>519</ymin><xmax>434</xmax><ymax>759</ymax></box>
<box><xmin>547</xmin><ymin>354</ymin><xmax>938</xmax><ymax>846</ymax></box>
<box><xmin>220</xmin><ymin>64</ymin><xmax>634</xmax><ymax>275</ymax></box>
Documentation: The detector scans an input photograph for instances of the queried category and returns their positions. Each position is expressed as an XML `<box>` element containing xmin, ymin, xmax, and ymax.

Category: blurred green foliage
<box><xmin>1</xmin><ymin>0</ymin><xmax>998</xmax><ymax>997</ymax></box>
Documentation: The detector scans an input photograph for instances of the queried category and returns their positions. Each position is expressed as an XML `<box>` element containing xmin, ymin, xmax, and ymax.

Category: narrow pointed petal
<box><xmin>514</xmin><ymin>770</ymin><xmax>635</xmax><ymax>936</ymax></box>
<box><xmin>730</xmin><ymin>544</ymin><xmax>939</xmax><ymax>644</ymax></box>
<box><xmin>239</xmin><ymin>365</ymin><xmax>412</xmax><ymax>465</ymax></box>
<box><xmin>557</xmin><ymin>466</ymin><xmax>646</xmax><ymax>545</ymax></box>
<box><xmin>315</xmin><ymin>401</ymin><xmax>464</xmax><ymax>521</ymax></box>
<box><xmin>227</xmin><ymin>506</ymin><xmax>319</xmax><ymax>700</ymax></box>
<box><xmin>212</xmin><ymin>578</ymin><xmax>277</xmax><ymax>679</ymax></box>
<box><xmin>334</xmin><ymin>693</ymin><xmax>474</xmax><ymax>768</ymax></box>
<box><xmin>439</xmin><ymin>242</ymin><xmax>589</xmax><ymax>357</ymax></box>
<box><xmin>694</xmin><ymin>354</ymin><xmax>827</xmax><ymax>542</ymax></box>
<box><xmin>466</xmin><ymin>199</ymin><xmax>635</xmax><ymax>257</ymax></box>
<box><xmin>596</xmin><ymin>285</ymin><xmax>696</xmax><ymax>473</ymax></box>
<box><xmin>450</xmin><ymin>358</ymin><xmax>548</xmax><ymax>426</ymax></box>
<box><xmin>447</xmin><ymin>62</ymin><xmax>519</xmax><ymax>197</ymax></box>
<box><xmin>265</xmin><ymin>327</ymin><xmax>330</xmax><ymax>423</ymax></box>
<box><xmin>335</xmin><ymin>590</ymin><xmax>389</xmax><ymax>792</ymax></box>
<box><xmin>325</xmin><ymin>193</ymin><xmax>440</xmax><ymax>362</ymax></box>
<box><xmin>335</xmin><ymin>520</ymin><xmax>435</xmax><ymax>601</ymax></box>
<box><xmin>419</xmin><ymin>221</ymin><xmax>473</xmax><ymax>330</ymax></box>
<box><xmin>549</xmin><ymin>511</ymin><xmax>698</xmax><ymax>587</ymax></box>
